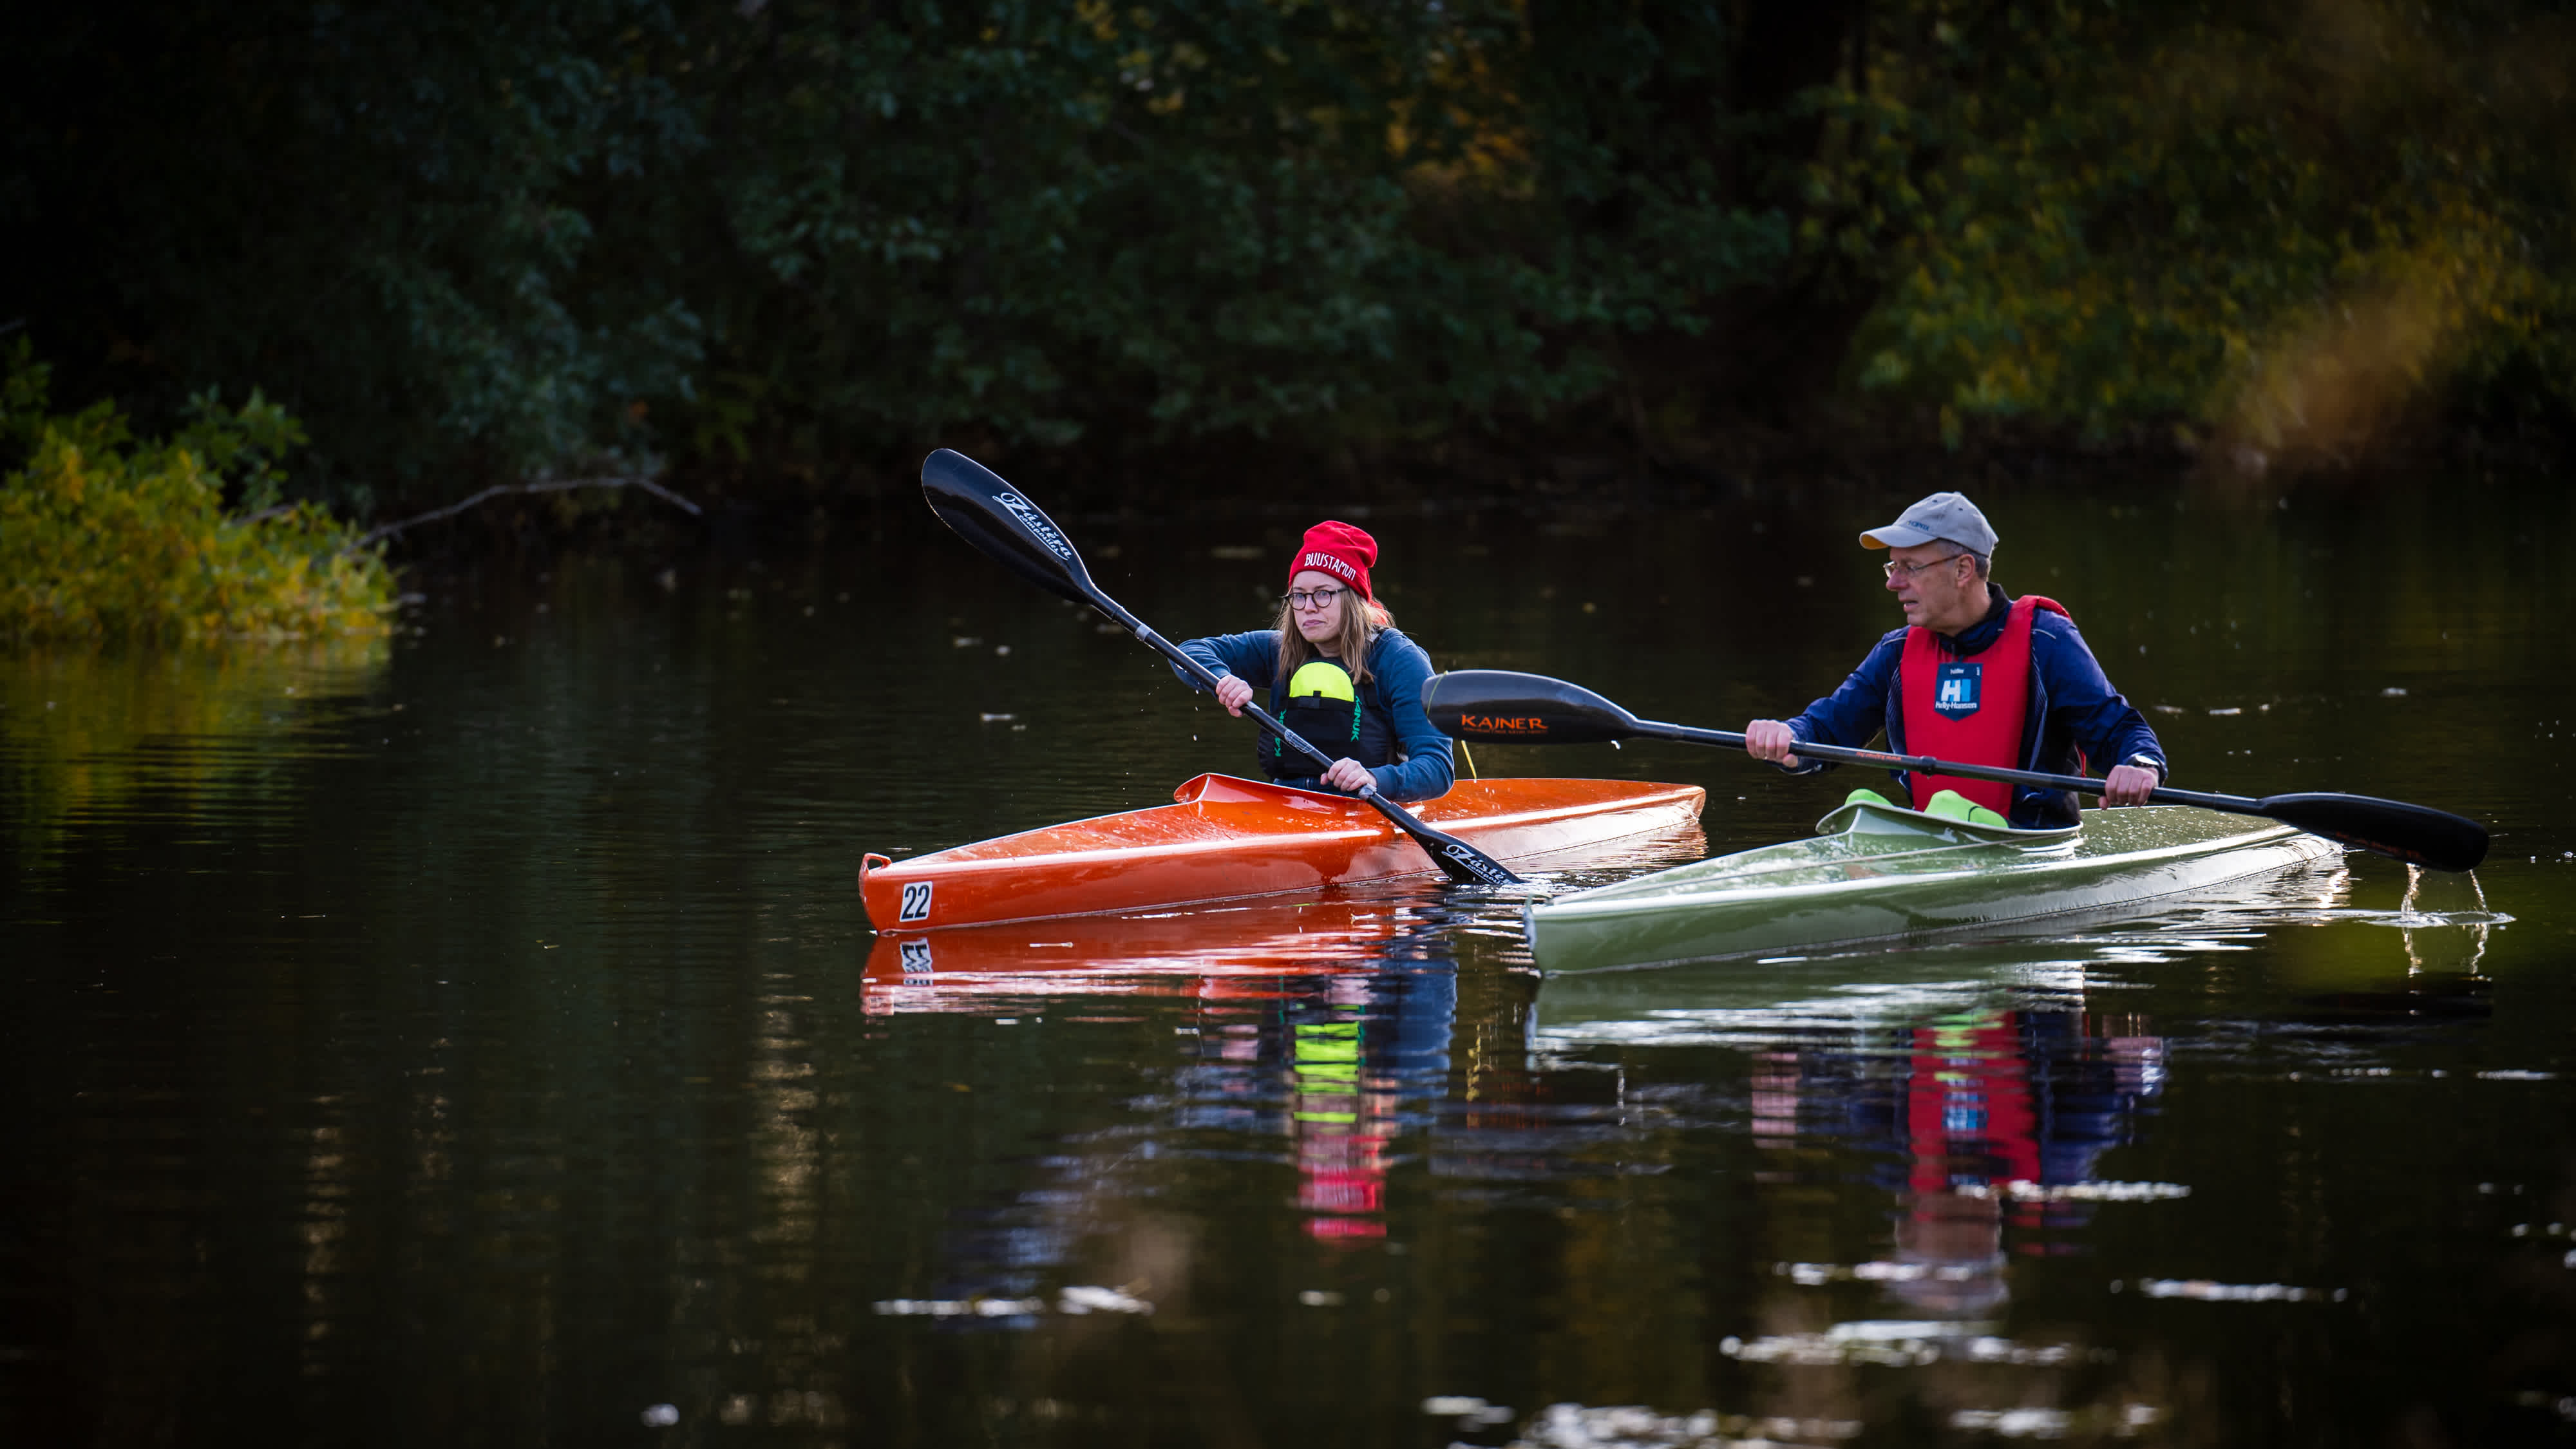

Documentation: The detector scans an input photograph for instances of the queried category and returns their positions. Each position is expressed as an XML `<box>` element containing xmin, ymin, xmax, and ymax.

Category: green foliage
<box><xmin>3</xmin><ymin>1</ymin><xmax>708</xmax><ymax>505</ymax></box>
<box><xmin>1813</xmin><ymin>0</ymin><xmax>2576</xmax><ymax>455</ymax></box>
<box><xmin>10</xmin><ymin>0</ymin><xmax>2571</xmax><ymax>493</ymax></box>
<box><xmin>0</xmin><ymin>345</ymin><xmax>396</xmax><ymax>643</ymax></box>
<box><xmin>677</xmin><ymin>0</ymin><xmax>1791</xmax><ymax>456</ymax></box>
<box><xmin>5</xmin><ymin>0</ymin><xmax>1797</xmax><ymax>497</ymax></box>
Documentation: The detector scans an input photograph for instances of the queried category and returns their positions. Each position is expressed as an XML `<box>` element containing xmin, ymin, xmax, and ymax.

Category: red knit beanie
<box><xmin>1289</xmin><ymin>521</ymin><xmax>1377</xmax><ymax>598</ymax></box>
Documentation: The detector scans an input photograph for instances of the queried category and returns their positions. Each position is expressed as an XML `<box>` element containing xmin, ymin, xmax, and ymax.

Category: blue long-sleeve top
<box><xmin>1783</xmin><ymin>585</ymin><xmax>2167</xmax><ymax>828</ymax></box>
<box><xmin>1173</xmin><ymin>627</ymin><xmax>1457</xmax><ymax>801</ymax></box>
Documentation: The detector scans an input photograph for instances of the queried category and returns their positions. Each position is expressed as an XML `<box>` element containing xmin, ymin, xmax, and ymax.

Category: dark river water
<box><xmin>5</xmin><ymin>469</ymin><xmax>2573</xmax><ymax>1448</ymax></box>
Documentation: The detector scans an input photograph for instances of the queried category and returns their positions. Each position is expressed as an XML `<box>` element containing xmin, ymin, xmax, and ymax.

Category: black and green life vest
<box><xmin>1258</xmin><ymin>657</ymin><xmax>1396</xmax><ymax>781</ymax></box>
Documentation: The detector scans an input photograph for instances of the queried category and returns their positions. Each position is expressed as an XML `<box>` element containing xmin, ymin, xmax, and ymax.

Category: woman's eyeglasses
<box><xmin>1283</xmin><ymin>587</ymin><xmax>1347</xmax><ymax>611</ymax></box>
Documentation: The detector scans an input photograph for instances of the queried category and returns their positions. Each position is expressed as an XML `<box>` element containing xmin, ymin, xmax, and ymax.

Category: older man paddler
<box><xmin>1744</xmin><ymin>492</ymin><xmax>2166</xmax><ymax>828</ymax></box>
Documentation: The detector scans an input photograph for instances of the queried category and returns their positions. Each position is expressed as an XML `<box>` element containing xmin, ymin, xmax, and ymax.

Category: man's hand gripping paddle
<box><xmin>1423</xmin><ymin>668</ymin><xmax>2489</xmax><ymax>873</ymax></box>
<box><xmin>919</xmin><ymin>449</ymin><xmax>1520</xmax><ymax>887</ymax></box>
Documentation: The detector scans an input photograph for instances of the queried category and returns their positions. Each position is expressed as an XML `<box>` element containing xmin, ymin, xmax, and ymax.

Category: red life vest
<box><xmin>1897</xmin><ymin>596</ymin><xmax>2070</xmax><ymax>815</ymax></box>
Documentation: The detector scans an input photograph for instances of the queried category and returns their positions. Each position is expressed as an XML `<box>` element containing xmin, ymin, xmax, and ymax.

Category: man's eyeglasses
<box><xmin>1283</xmin><ymin>586</ymin><xmax>1348</xmax><ymax>611</ymax></box>
<box><xmin>1883</xmin><ymin>553</ymin><xmax>1972</xmax><ymax>581</ymax></box>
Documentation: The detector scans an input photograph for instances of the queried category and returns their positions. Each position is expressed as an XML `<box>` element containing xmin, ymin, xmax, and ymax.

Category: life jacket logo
<box><xmin>1457</xmin><ymin>714</ymin><xmax>1546</xmax><ymax>734</ymax></box>
<box><xmin>1933</xmin><ymin>661</ymin><xmax>1983</xmax><ymax>719</ymax></box>
<box><xmin>997</xmin><ymin>491</ymin><xmax>1074</xmax><ymax>561</ymax></box>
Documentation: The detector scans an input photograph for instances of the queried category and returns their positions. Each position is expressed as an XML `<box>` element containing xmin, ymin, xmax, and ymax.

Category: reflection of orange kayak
<box><xmin>861</xmin><ymin>895</ymin><xmax>1415</xmax><ymax>1012</ymax></box>
<box><xmin>860</xmin><ymin>773</ymin><xmax>1705</xmax><ymax>931</ymax></box>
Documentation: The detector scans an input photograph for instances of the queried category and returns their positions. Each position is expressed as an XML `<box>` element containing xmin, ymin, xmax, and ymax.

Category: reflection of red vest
<box><xmin>1898</xmin><ymin>596</ymin><xmax>2068</xmax><ymax>814</ymax></box>
<box><xmin>1907</xmin><ymin>1013</ymin><xmax>2040</xmax><ymax>1191</ymax></box>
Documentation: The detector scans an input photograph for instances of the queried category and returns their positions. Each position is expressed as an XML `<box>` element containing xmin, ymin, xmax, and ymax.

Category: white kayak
<box><xmin>1527</xmin><ymin>795</ymin><xmax>2339</xmax><ymax>972</ymax></box>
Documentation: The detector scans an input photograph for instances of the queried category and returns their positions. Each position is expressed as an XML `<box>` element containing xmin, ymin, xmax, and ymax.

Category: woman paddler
<box><xmin>1175</xmin><ymin>522</ymin><xmax>1457</xmax><ymax>801</ymax></box>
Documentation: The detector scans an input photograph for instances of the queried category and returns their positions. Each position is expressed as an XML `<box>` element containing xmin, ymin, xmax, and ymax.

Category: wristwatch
<box><xmin>2125</xmin><ymin>753</ymin><xmax>2167</xmax><ymax>782</ymax></box>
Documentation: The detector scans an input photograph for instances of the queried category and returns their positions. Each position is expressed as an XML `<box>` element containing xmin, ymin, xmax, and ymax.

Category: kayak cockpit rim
<box><xmin>1817</xmin><ymin>795</ymin><xmax>2079</xmax><ymax>845</ymax></box>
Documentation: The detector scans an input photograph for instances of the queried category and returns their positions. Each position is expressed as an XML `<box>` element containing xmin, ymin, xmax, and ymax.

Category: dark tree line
<box><xmin>8</xmin><ymin>1</ymin><xmax>2570</xmax><ymax>515</ymax></box>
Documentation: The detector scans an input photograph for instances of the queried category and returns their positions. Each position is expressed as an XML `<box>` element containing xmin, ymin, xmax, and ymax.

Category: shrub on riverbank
<box><xmin>0</xmin><ymin>345</ymin><xmax>395</xmax><ymax>643</ymax></box>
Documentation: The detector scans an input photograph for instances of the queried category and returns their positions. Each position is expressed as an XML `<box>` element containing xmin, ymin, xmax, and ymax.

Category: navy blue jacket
<box><xmin>1175</xmin><ymin>627</ymin><xmax>1456</xmax><ymax>801</ymax></box>
<box><xmin>1784</xmin><ymin>585</ymin><xmax>2166</xmax><ymax>828</ymax></box>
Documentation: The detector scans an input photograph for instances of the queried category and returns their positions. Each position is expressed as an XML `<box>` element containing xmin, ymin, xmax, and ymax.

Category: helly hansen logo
<box><xmin>1457</xmin><ymin>714</ymin><xmax>1546</xmax><ymax>735</ymax></box>
<box><xmin>1303</xmin><ymin>551</ymin><xmax>1359</xmax><ymax>583</ymax></box>
<box><xmin>1934</xmin><ymin>661</ymin><xmax>1982</xmax><ymax>719</ymax></box>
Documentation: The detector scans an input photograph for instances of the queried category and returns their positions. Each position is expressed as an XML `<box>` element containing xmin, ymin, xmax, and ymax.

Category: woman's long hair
<box><xmin>1273</xmin><ymin>589</ymin><xmax>1394</xmax><ymax>684</ymax></box>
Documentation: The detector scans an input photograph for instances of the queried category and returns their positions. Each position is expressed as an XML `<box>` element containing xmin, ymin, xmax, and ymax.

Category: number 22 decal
<box><xmin>898</xmin><ymin>940</ymin><xmax>934</xmax><ymax>974</ymax></box>
<box><xmin>898</xmin><ymin>881</ymin><xmax>934</xmax><ymax>923</ymax></box>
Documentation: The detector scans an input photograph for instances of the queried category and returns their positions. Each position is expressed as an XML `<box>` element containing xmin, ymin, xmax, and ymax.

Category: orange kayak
<box><xmin>860</xmin><ymin>773</ymin><xmax>1705</xmax><ymax>931</ymax></box>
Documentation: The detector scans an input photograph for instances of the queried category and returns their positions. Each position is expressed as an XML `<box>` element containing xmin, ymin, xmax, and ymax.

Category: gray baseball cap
<box><xmin>1859</xmin><ymin>491</ymin><xmax>1998</xmax><ymax>558</ymax></box>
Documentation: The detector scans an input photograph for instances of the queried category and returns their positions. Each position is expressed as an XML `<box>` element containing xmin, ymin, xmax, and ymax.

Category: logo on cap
<box><xmin>1303</xmin><ymin>551</ymin><xmax>1358</xmax><ymax>583</ymax></box>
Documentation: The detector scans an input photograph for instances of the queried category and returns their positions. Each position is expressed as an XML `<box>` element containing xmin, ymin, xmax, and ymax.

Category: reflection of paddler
<box><xmin>1890</xmin><ymin>1008</ymin><xmax>2036</xmax><ymax>1318</ymax></box>
<box><xmin>1288</xmin><ymin>1010</ymin><xmax>1391</xmax><ymax>1237</ymax></box>
<box><xmin>1293</xmin><ymin>1019</ymin><xmax>1363</xmax><ymax>1124</ymax></box>
<box><xmin>1906</xmin><ymin>1009</ymin><xmax>2041</xmax><ymax>1202</ymax></box>
<box><xmin>1885</xmin><ymin>1006</ymin><xmax>2176</xmax><ymax>1315</ymax></box>
<box><xmin>1285</xmin><ymin>965</ymin><xmax>1458</xmax><ymax>1241</ymax></box>
<box><xmin>1293</xmin><ymin>1014</ymin><xmax>1389</xmax><ymax>1237</ymax></box>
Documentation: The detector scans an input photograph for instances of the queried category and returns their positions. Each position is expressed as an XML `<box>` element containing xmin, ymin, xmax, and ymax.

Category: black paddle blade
<box><xmin>920</xmin><ymin>449</ymin><xmax>1099</xmax><ymax>609</ymax></box>
<box><xmin>1426</xmin><ymin>831</ymin><xmax>1520</xmax><ymax>886</ymax></box>
<box><xmin>2258</xmin><ymin>792</ymin><xmax>2490</xmax><ymax>872</ymax></box>
<box><xmin>1422</xmin><ymin>670</ymin><xmax>1643</xmax><ymax>745</ymax></box>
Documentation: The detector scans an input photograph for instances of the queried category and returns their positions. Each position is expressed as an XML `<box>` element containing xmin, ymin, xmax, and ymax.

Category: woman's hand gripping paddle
<box><xmin>919</xmin><ymin>449</ymin><xmax>1521</xmax><ymax>887</ymax></box>
<box><xmin>1422</xmin><ymin>668</ymin><xmax>2490</xmax><ymax>873</ymax></box>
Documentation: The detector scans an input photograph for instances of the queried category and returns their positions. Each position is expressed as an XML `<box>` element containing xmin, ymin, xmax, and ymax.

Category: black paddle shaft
<box><xmin>918</xmin><ymin>449</ymin><xmax>1522</xmax><ymax>887</ymax></box>
<box><xmin>1424</xmin><ymin>668</ymin><xmax>2489</xmax><ymax>872</ymax></box>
